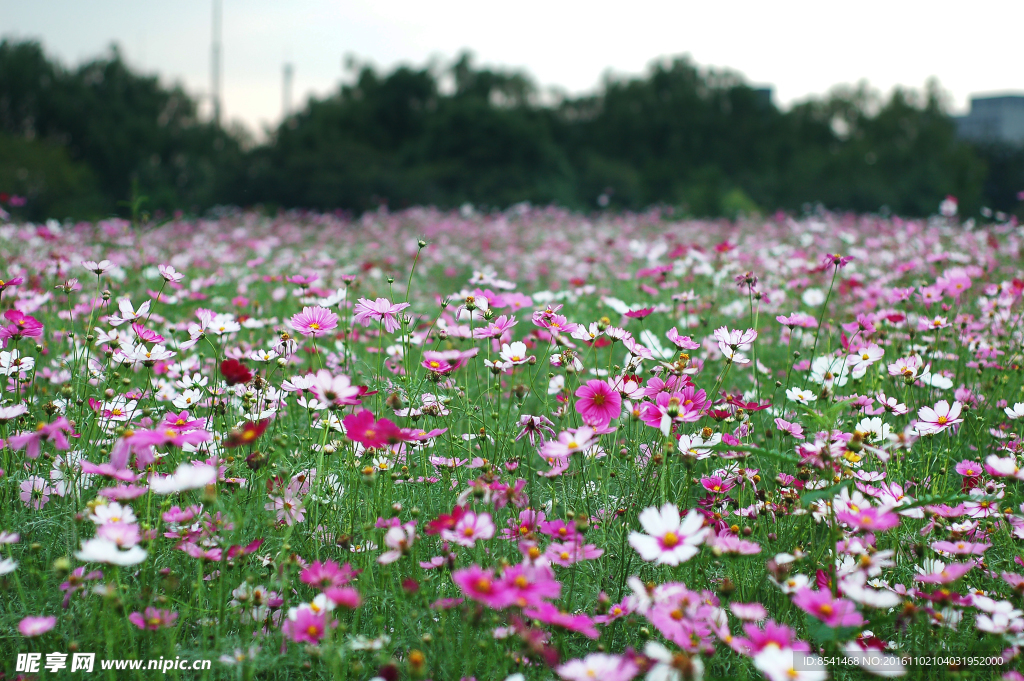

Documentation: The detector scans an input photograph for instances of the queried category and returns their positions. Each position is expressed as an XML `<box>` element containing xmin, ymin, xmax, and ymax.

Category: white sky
<box><xmin>3</xmin><ymin>0</ymin><xmax>1023</xmax><ymax>138</ymax></box>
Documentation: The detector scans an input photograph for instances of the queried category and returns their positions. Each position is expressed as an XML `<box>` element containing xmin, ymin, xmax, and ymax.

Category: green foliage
<box><xmin>1</xmin><ymin>41</ymin><xmax>1021</xmax><ymax>219</ymax></box>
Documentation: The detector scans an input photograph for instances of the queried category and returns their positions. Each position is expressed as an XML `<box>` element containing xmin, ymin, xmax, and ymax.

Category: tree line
<box><xmin>1</xmin><ymin>39</ymin><xmax>1022</xmax><ymax>222</ymax></box>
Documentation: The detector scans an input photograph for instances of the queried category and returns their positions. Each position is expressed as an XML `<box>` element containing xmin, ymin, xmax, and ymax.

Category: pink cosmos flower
<box><xmin>931</xmin><ymin>539</ymin><xmax>990</xmax><ymax>556</ymax></box>
<box><xmin>19</xmin><ymin>475</ymin><xmax>51</xmax><ymax>509</ymax></box>
<box><xmin>265</xmin><ymin>490</ymin><xmax>305</xmax><ymax>526</ymax></box>
<box><xmin>290</xmin><ymin>305</ymin><xmax>338</xmax><ymax>337</ymax></box>
<box><xmin>574</xmin><ymin>379</ymin><xmax>622</xmax><ymax>427</ymax></box>
<box><xmin>441</xmin><ymin>510</ymin><xmax>495</xmax><ymax>547</ymax></box>
<box><xmin>791</xmin><ymin>588</ymin><xmax>864</xmax><ymax>627</ymax></box>
<box><xmin>129</xmin><ymin>607</ymin><xmax>178</xmax><ymax>630</ymax></box>
<box><xmin>378</xmin><ymin>521</ymin><xmax>417</xmax><ymax>564</ymax></box>
<box><xmin>343</xmin><ymin>410</ymin><xmax>406</xmax><ymax>449</ymax></box>
<box><xmin>8</xmin><ymin>417</ymin><xmax>73</xmax><ymax>459</ymax></box>
<box><xmin>514</xmin><ymin>414</ymin><xmax>556</xmax><ymax>446</ymax></box>
<box><xmin>158</xmin><ymin>264</ymin><xmax>184</xmax><ymax>282</ymax></box>
<box><xmin>774</xmin><ymin>417</ymin><xmax>805</xmax><ymax>439</ymax></box>
<box><xmin>708</xmin><ymin>533</ymin><xmax>761</xmax><ymax>556</ymax></box>
<box><xmin>282</xmin><ymin>608</ymin><xmax>328</xmax><ymax>644</ymax></box>
<box><xmin>324</xmin><ymin>586</ymin><xmax>362</xmax><ymax>609</ymax></box>
<box><xmin>729</xmin><ymin>602</ymin><xmax>767</xmax><ymax>621</ymax></box>
<box><xmin>523</xmin><ymin>602</ymin><xmax>599</xmax><ymax>639</ymax></box>
<box><xmin>666</xmin><ymin>327</ymin><xmax>701</xmax><ymax>349</ymax></box>
<box><xmin>835</xmin><ymin>506</ymin><xmax>901</xmax><ymax>532</ymax></box>
<box><xmin>18</xmin><ymin>615</ymin><xmax>56</xmax><ymax>637</ymax></box>
<box><xmin>984</xmin><ymin>455</ymin><xmax>1024</xmax><ymax>480</ymax></box>
<box><xmin>628</xmin><ymin>503</ymin><xmax>709</xmax><ymax>565</ymax></box>
<box><xmin>1</xmin><ymin>309</ymin><xmax>44</xmax><ymax>341</ymax></box>
<box><xmin>452</xmin><ymin>565</ymin><xmax>506</xmax><ymax>609</ymax></box>
<box><xmin>545</xmin><ymin>542</ymin><xmax>604</xmax><ymax>567</ymax></box>
<box><xmin>915</xmin><ymin>400</ymin><xmax>963</xmax><ymax>436</ymax></box>
<box><xmin>496</xmin><ymin>562</ymin><xmax>562</xmax><ymax>608</ymax></box>
<box><xmin>915</xmin><ymin>559</ymin><xmax>975</xmax><ymax>584</ymax></box>
<box><xmin>472</xmin><ymin>314</ymin><xmax>517</xmax><ymax>339</ymax></box>
<box><xmin>353</xmin><ymin>297</ymin><xmax>410</xmax><ymax>333</ymax></box>
<box><xmin>300</xmin><ymin>560</ymin><xmax>359</xmax><ymax>590</ymax></box>
<box><xmin>309</xmin><ymin>369</ymin><xmax>363</xmax><ymax>406</ymax></box>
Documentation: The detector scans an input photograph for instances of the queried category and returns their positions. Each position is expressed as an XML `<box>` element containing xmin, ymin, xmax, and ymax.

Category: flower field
<box><xmin>2</xmin><ymin>206</ymin><xmax>1024</xmax><ymax>680</ymax></box>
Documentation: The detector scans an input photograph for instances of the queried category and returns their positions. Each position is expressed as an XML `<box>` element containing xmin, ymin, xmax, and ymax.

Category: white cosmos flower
<box><xmin>75</xmin><ymin>538</ymin><xmax>148</xmax><ymax>566</ymax></box>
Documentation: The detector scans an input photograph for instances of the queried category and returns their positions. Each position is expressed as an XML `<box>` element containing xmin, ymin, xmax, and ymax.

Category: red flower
<box><xmin>220</xmin><ymin>358</ymin><xmax>252</xmax><ymax>385</ymax></box>
<box><xmin>425</xmin><ymin>506</ymin><xmax>467</xmax><ymax>535</ymax></box>
<box><xmin>224</xmin><ymin>420</ymin><xmax>269</xmax><ymax>448</ymax></box>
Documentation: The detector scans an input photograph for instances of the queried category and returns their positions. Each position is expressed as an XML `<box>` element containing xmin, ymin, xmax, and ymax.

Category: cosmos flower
<box><xmin>18</xmin><ymin>615</ymin><xmax>56</xmax><ymax>637</ymax></box>
<box><xmin>574</xmin><ymin>379</ymin><xmax>622</xmax><ymax>428</ymax></box>
<box><xmin>129</xmin><ymin>607</ymin><xmax>179</xmax><ymax>630</ymax></box>
<box><xmin>915</xmin><ymin>400</ymin><xmax>963</xmax><ymax>436</ymax></box>
<box><xmin>353</xmin><ymin>297</ymin><xmax>409</xmax><ymax>333</ymax></box>
<box><xmin>290</xmin><ymin>305</ymin><xmax>339</xmax><ymax>337</ymax></box>
<box><xmin>628</xmin><ymin>503</ymin><xmax>709</xmax><ymax>566</ymax></box>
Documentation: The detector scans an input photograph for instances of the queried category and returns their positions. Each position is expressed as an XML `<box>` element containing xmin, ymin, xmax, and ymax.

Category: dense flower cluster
<box><xmin>0</xmin><ymin>207</ymin><xmax>1023</xmax><ymax>680</ymax></box>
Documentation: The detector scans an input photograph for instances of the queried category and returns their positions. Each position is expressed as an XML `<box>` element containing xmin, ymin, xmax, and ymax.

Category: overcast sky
<box><xmin>3</xmin><ymin>0</ymin><xmax>1022</xmax><ymax>137</ymax></box>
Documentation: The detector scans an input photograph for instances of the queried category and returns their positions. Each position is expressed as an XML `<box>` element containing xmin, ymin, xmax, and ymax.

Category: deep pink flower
<box><xmin>343</xmin><ymin>410</ymin><xmax>408</xmax><ymax>449</ymax></box>
<box><xmin>8</xmin><ymin>417</ymin><xmax>74</xmax><ymax>459</ymax></box>
<box><xmin>496</xmin><ymin>562</ymin><xmax>562</xmax><ymax>608</ymax></box>
<box><xmin>452</xmin><ymin>565</ymin><xmax>507</xmax><ymax>609</ymax></box>
<box><xmin>290</xmin><ymin>305</ymin><xmax>338</xmax><ymax>337</ymax></box>
<box><xmin>574</xmin><ymin>379</ymin><xmax>622</xmax><ymax>427</ymax></box>
<box><xmin>792</xmin><ymin>588</ymin><xmax>864</xmax><ymax>627</ymax></box>
<box><xmin>301</xmin><ymin>560</ymin><xmax>359</xmax><ymax>590</ymax></box>
<box><xmin>282</xmin><ymin>608</ymin><xmax>328</xmax><ymax>644</ymax></box>
<box><xmin>835</xmin><ymin>506</ymin><xmax>900</xmax><ymax>532</ymax></box>
<box><xmin>1</xmin><ymin>309</ymin><xmax>43</xmax><ymax>341</ymax></box>
<box><xmin>523</xmin><ymin>602</ymin><xmax>599</xmax><ymax>639</ymax></box>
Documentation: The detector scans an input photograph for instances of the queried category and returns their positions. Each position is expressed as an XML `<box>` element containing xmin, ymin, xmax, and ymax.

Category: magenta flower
<box><xmin>129</xmin><ymin>607</ymin><xmax>178</xmax><ymax>630</ymax></box>
<box><xmin>523</xmin><ymin>602</ymin><xmax>599</xmax><ymax>639</ymax></box>
<box><xmin>791</xmin><ymin>588</ymin><xmax>864</xmax><ymax>627</ymax></box>
<box><xmin>452</xmin><ymin>565</ymin><xmax>506</xmax><ymax>609</ymax></box>
<box><xmin>1</xmin><ymin>309</ymin><xmax>43</xmax><ymax>341</ymax></box>
<box><xmin>282</xmin><ymin>608</ymin><xmax>328</xmax><ymax>644</ymax></box>
<box><xmin>300</xmin><ymin>560</ymin><xmax>359</xmax><ymax>590</ymax></box>
<box><xmin>495</xmin><ymin>562</ymin><xmax>562</xmax><ymax>608</ymax></box>
<box><xmin>290</xmin><ymin>305</ymin><xmax>338</xmax><ymax>337</ymax></box>
<box><xmin>574</xmin><ymin>379</ymin><xmax>622</xmax><ymax>428</ymax></box>
<box><xmin>8</xmin><ymin>417</ymin><xmax>74</xmax><ymax>459</ymax></box>
<box><xmin>324</xmin><ymin>586</ymin><xmax>362</xmax><ymax>609</ymax></box>
<box><xmin>18</xmin><ymin>615</ymin><xmax>56</xmax><ymax>637</ymax></box>
<box><xmin>353</xmin><ymin>297</ymin><xmax>409</xmax><ymax>333</ymax></box>
<box><xmin>835</xmin><ymin>506</ymin><xmax>900</xmax><ymax>532</ymax></box>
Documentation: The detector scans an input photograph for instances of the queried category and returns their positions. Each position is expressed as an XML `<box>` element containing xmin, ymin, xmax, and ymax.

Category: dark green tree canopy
<box><xmin>1</xmin><ymin>41</ymin><xmax>1019</xmax><ymax>221</ymax></box>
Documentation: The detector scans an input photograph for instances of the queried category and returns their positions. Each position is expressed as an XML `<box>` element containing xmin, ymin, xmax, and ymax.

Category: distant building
<box><xmin>956</xmin><ymin>94</ymin><xmax>1024</xmax><ymax>145</ymax></box>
